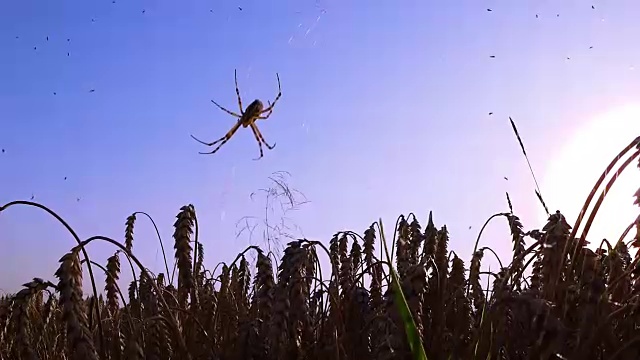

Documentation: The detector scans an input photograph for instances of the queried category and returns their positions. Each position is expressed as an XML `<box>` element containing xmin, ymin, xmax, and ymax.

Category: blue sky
<box><xmin>2</xmin><ymin>0</ymin><xmax>640</xmax><ymax>293</ymax></box>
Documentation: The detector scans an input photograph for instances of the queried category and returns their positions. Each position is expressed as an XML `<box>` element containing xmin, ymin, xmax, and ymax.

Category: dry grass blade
<box><xmin>509</xmin><ymin>116</ymin><xmax>549</xmax><ymax>216</ymax></box>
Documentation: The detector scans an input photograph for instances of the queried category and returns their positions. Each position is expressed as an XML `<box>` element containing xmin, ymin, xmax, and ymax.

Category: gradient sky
<box><xmin>2</xmin><ymin>0</ymin><xmax>640</xmax><ymax>293</ymax></box>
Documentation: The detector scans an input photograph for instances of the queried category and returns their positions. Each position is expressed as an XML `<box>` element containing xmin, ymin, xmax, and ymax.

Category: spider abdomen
<box><xmin>242</xmin><ymin>99</ymin><xmax>264</xmax><ymax>126</ymax></box>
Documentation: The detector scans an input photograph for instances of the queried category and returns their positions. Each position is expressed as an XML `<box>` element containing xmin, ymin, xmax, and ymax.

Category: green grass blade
<box><xmin>379</xmin><ymin>218</ymin><xmax>428</xmax><ymax>360</ymax></box>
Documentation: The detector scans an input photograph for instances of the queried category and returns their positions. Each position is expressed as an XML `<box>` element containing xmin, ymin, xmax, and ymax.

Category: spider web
<box><xmin>286</xmin><ymin>0</ymin><xmax>328</xmax><ymax>47</ymax></box>
<box><xmin>284</xmin><ymin>0</ymin><xmax>328</xmax><ymax>135</ymax></box>
<box><xmin>235</xmin><ymin>2</ymin><xmax>325</xmax><ymax>141</ymax></box>
<box><xmin>218</xmin><ymin>165</ymin><xmax>236</xmax><ymax>223</ymax></box>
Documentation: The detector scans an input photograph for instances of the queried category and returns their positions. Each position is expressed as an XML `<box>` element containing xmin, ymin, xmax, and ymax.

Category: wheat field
<box><xmin>0</xmin><ymin>136</ymin><xmax>639</xmax><ymax>360</ymax></box>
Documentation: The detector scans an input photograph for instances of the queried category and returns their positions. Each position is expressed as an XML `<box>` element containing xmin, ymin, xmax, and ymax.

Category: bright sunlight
<box><xmin>540</xmin><ymin>104</ymin><xmax>640</xmax><ymax>247</ymax></box>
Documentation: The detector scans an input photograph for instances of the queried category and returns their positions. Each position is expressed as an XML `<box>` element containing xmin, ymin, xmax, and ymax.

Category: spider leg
<box><xmin>249</xmin><ymin>123</ymin><xmax>268</xmax><ymax>160</ymax></box>
<box><xmin>234</xmin><ymin>69</ymin><xmax>243</xmax><ymax>112</ymax></box>
<box><xmin>257</xmin><ymin>100</ymin><xmax>273</xmax><ymax>119</ymax></box>
<box><xmin>190</xmin><ymin>134</ymin><xmax>224</xmax><ymax>146</ymax></box>
<box><xmin>257</xmin><ymin>109</ymin><xmax>273</xmax><ymax>120</ymax></box>
<box><xmin>250</xmin><ymin>122</ymin><xmax>276</xmax><ymax>150</ymax></box>
<box><xmin>191</xmin><ymin>121</ymin><xmax>241</xmax><ymax>155</ymax></box>
<box><xmin>259</xmin><ymin>73</ymin><xmax>282</xmax><ymax>115</ymax></box>
<box><xmin>211</xmin><ymin>99</ymin><xmax>242</xmax><ymax>118</ymax></box>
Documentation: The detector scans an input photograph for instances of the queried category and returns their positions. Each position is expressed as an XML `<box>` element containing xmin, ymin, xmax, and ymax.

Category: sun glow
<box><xmin>540</xmin><ymin>104</ymin><xmax>640</xmax><ymax>247</ymax></box>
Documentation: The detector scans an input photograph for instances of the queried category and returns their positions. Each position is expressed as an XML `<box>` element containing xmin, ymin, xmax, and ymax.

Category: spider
<box><xmin>191</xmin><ymin>69</ymin><xmax>282</xmax><ymax>160</ymax></box>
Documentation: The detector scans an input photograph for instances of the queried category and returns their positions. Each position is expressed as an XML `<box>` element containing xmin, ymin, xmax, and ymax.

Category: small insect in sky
<box><xmin>191</xmin><ymin>69</ymin><xmax>282</xmax><ymax>160</ymax></box>
<box><xmin>89</xmin><ymin>89</ymin><xmax>95</xmax><ymax>93</ymax></box>
<box><xmin>488</xmin><ymin>112</ymin><xmax>493</xmax><ymax>115</ymax></box>
<box><xmin>489</xmin><ymin>55</ymin><xmax>495</xmax><ymax>58</ymax></box>
<box><xmin>30</xmin><ymin>194</ymin><xmax>34</xmax><ymax>200</ymax></box>
<box><xmin>486</xmin><ymin>8</ymin><xmax>492</xmax><ymax>12</ymax></box>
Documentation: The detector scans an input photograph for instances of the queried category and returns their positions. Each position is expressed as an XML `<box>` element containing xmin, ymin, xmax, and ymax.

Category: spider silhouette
<box><xmin>191</xmin><ymin>69</ymin><xmax>282</xmax><ymax>160</ymax></box>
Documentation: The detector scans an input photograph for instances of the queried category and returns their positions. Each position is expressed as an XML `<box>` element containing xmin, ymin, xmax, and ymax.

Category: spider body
<box><xmin>241</xmin><ymin>99</ymin><xmax>265</xmax><ymax>127</ymax></box>
<box><xmin>191</xmin><ymin>70</ymin><xmax>281</xmax><ymax>160</ymax></box>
